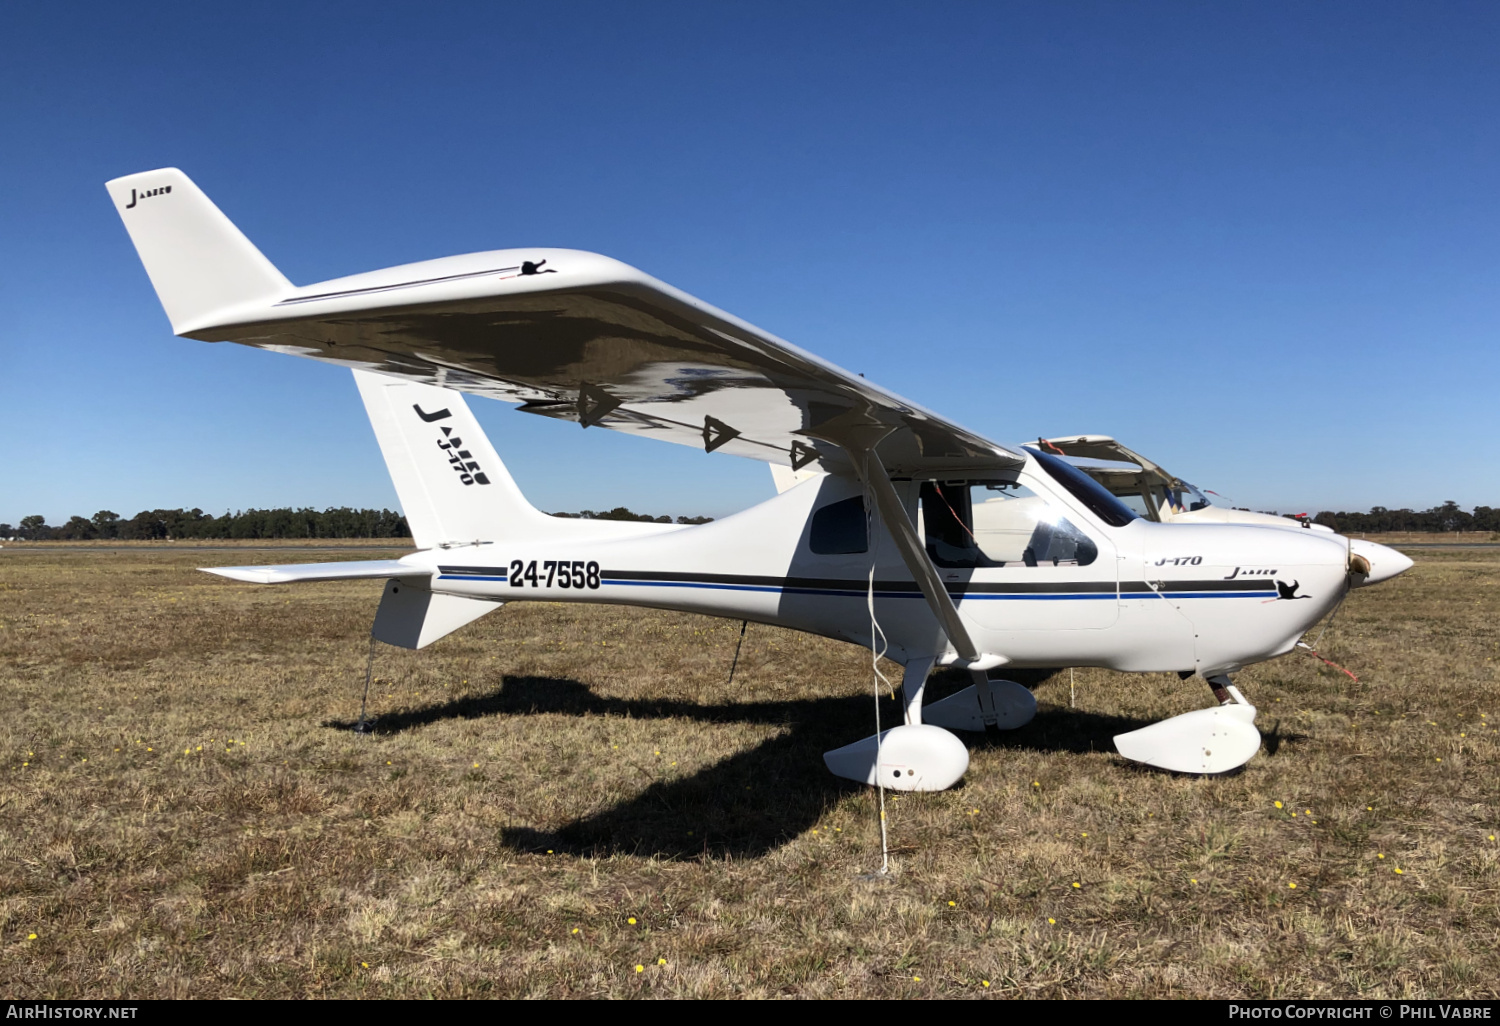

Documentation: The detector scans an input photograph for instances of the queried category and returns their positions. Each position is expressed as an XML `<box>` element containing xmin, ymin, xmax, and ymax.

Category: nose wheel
<box><xmin>1113</xmin><ymin>674</ymin><xmax>1262</xmax><ymax>774</ymax></box>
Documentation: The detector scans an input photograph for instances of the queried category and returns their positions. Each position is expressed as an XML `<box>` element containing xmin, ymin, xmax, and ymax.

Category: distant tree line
<box><xmin>10</xmin><ymin>501</ymin><xmax>1490</xmax><ymax>541</ymax></box>
<box><xmin>1</xmin><ymin>506</ymin><xmax>713</xmax><ymax>541</ymax></box>
<box><xmin>2</xmin><ymin>508</ymin><xmax>412</xmax><ymax>541</ymax></box>
<box><xmin>550</xmin><ymin>507</ymin><xmax>714</xmax><ymax>525</ymax></box>
<box><xmin>1308</xmin><ymin>501</ymin><xmax>1500</xmax><ymax>534</ymax></box>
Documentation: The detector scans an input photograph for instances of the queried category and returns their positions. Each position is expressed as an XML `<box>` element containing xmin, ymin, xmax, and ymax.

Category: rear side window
<box><xmin>810</xmin><ymin>496</ymin><xmax>868</xmax><ymax>554</ymax></box>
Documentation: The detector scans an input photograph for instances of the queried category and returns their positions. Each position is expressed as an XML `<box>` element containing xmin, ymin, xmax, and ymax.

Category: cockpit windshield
<box><xmin>1023</xmin><ymin>447</ymin><xmax>1142</xmax><ymax>528</ymax></box>
<box><xmin>1162</xmin><ymin>479</ymin><xmax>1211</xmax><ymax>514</ymax></box>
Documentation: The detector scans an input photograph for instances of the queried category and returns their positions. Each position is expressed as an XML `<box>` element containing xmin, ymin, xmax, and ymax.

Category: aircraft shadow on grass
<box><xmin>326</xmin><ymin>669</ymin><xmax>1158</xmax><ymax>860</ymax></box>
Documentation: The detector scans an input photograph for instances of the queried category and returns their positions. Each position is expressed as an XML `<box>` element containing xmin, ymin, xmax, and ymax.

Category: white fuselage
<box><xmin>391</xmin><ymin>457</ymin><xmax>1357</xmax><ymax>679</ymax></box>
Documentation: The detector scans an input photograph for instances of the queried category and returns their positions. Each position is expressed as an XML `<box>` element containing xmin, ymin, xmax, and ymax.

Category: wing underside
<box><xmin>187</xmin><ymin>248</ymin><xmax>1020</xmax><ymax>479</ymax></box>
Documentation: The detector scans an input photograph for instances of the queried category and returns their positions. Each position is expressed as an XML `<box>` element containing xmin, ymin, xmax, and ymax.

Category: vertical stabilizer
<box><xmin>353</xmin><ymin>369</ymin><xmax>550</xmax><ymax>549</ymax></box>
<box><xmin>105</xmin><ymin>169</ymin><xmax>291</xmax><ymax>333</ymax></box>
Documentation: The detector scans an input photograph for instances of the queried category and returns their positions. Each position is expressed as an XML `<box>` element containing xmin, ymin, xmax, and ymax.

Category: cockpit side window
<box><xmin>921</xmin><ymin>481</ymin><xmax>1098</xmax><ymax>568</ymax></box>
<box><xmin>1114</xmin><ymin>491</ymin><xmax>1153</xmax><ymax>519</ymax></box>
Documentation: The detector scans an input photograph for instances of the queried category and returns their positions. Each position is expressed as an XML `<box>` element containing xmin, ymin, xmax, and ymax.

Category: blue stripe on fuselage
<box><xmin>434</xmin><ymin>571</ymin><xmax>1279</xmax><ymax>600</ymax></box>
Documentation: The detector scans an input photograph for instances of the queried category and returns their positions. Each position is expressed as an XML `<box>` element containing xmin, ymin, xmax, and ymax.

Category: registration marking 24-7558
<box><xmin>509</xmin><ymin>559</ymin><xmax>602</xmax><ymax>590</ymax></box>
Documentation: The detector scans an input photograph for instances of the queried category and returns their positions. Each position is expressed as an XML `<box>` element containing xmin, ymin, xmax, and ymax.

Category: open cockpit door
<box><xmin>1043</xmin><ymin>434</ymin><xmax>1213</xmax><ymax>522</ymax></box>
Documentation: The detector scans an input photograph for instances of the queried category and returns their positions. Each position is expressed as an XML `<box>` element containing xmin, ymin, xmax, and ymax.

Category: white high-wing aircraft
<box><xmin>1039</xmin><ymin>435</ymin><xmax>1414</xmax><ymax>585</ymax></box>
<box><xmin>106</xmin><ymin>169</ymin><xmax>1412</xmax><ymax>790</ymax></box>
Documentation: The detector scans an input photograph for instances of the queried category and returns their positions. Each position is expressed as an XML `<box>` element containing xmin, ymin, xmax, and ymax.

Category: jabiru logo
<box><xmin>124</xmin><ymin>185</ymin><xmax>172</xmax><ymax>209</ymax></box>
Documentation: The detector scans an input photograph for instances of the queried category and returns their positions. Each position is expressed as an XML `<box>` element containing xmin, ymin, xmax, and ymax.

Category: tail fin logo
<box><xmin>415</xmin><ymin>405</ymin><xmax>490</xmax><ymax>486</ymax></box>
<box><xmin>123</xmin><ymin>185</ymin><xmax>172</xmax><ymax>210</ymax></box>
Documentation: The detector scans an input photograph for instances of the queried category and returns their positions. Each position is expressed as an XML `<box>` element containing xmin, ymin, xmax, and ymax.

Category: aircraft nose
<box><xmin>1347</xmin><ymin>538</ymin><xmax>1414</xmax><ymax>587</ymax></box>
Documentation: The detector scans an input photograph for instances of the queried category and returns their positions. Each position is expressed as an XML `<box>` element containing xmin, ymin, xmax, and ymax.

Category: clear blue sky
<box><xmin>3</xmin><ymin>1</ymin><xmax>1497</xmax><ymax>526</ymax></box>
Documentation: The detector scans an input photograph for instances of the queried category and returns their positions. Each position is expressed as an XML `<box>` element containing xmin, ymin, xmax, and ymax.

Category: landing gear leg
<box><xmin>1113</xmin><ymin>672</ymin><xmax>1261</xmax><ymax>774</ymax></box>
<box><xmin>901</xmin><ymin>656</ymin><xmax>933</xmax><ymax>726</ymax></box>
<box><xmin>1207</xmin><ymin>673</ymin><xmax>1250</xmax><ymax>707</ymax></box>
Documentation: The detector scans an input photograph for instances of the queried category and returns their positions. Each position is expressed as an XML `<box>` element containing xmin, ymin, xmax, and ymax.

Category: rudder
<box><xmin>354</xmin><ymin>369</ymin><xmax>550</xmax><ymax>549</ymax></box>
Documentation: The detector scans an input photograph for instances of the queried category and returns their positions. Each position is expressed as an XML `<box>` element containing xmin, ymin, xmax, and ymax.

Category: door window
<box><xmin>921</xmin><ymin>481</ymin><xmax>1098</xmax><ymax>568</ymax></box>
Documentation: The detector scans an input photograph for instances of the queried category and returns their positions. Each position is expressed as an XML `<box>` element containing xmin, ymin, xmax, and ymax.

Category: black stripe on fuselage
<box><xmin>598</xmin><ymin>570</ymin><xmax>1263</xmax><ymax>595</ymax></box>
<box><xmin>434</xmin><ymin>565</ymin><xmax>1277</xmax><ymax>597</ymax></box>
<box><xmin>277</xmin><ymin>266</ymin><xmax>524</xmax><ymax>306</ymax></box>
<box><xmin>437</xmin><ymin>565</ymin><xmax>510</xmax><ymax>578</ymax></box>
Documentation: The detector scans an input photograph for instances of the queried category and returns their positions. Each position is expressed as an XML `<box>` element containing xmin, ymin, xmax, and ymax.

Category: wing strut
<box><xmin>801</xmin><ymin>407</ymin><xmax>993</xmax><ymax>666</ymax></box>
<box><xmin>852</xmin><ymin>448</ymin><xmax>979</xmax><ymax>662</ymax></box>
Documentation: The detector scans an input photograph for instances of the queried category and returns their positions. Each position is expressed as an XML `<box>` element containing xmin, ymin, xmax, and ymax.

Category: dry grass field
<box><xmin>1</xmin><ymin>541</ymin><xmax>1497</xmax><ymax>998</ymax></box>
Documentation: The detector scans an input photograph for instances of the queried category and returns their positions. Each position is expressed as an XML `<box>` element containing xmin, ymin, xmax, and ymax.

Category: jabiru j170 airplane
<box><xmin>106</xmin><ymin>168</ymin><xmax>1412</xmax><ymax>791</ymax></box>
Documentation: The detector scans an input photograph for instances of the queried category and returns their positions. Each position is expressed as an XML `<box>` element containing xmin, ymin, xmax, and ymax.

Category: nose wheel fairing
<box><xmin>1113</xmin><ymin>673</ymin><xmax>1261</xmax><ymax>774</ymax></box>
<box><xmin>1113</xmin><ymin>703</ymin><xmax>1260</xmax><ymax>774</ymax></box>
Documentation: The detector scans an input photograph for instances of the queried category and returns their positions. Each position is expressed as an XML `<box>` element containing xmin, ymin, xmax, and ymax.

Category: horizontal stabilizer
<box><xmin>202</xmin><ymin>559</ymin><xmax>424</xmax><ymax>584</ymax></box>
<box><xmin>372</xmin><ymin>579</ymin><xmax>502</xmax><ymax>649</ymax></box>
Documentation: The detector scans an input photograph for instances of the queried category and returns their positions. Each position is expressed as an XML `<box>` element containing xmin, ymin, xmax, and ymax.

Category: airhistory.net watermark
<box><xmin>5</xmin><ymin>1008</ymin><xmax>138</xmax><ymax>1020</ymax></box>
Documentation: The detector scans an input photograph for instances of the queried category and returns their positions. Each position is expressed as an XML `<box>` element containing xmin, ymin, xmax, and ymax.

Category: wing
<box><xmin>109</xmin><ymin>168</ymin><xmax>1022</xmax><ymax>480</ymax></box>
